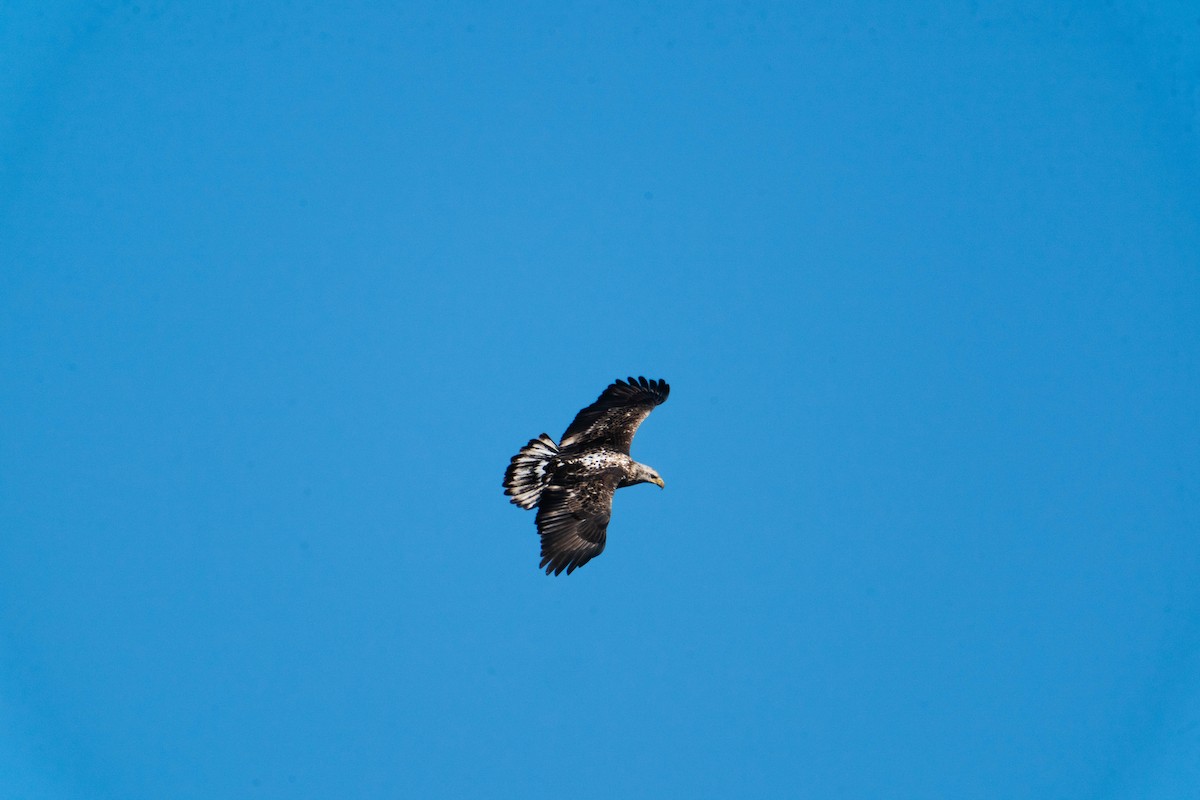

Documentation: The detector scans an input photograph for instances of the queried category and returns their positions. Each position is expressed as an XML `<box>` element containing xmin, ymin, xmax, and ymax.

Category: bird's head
<box><xmin>635</xmin><ymin>463</ymin><xmax>665</xmax><ymax>489</ymax></box>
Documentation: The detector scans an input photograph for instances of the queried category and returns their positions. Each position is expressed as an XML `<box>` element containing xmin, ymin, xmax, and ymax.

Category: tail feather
<box><xmin>503</xmin><ymin>434</ymin><xmax>559</xmax><ymax>509</ymax></box>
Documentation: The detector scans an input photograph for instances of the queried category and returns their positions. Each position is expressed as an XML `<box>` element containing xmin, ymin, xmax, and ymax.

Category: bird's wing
<box><xmin>534</xmin><ymin>473</ymin><xmax>620</xmax><ymax>575</ymax></box>
<box><xmin>558</xmin><ymin>376</ymin><xmax>669</xmax><ymax>454</ymax></box>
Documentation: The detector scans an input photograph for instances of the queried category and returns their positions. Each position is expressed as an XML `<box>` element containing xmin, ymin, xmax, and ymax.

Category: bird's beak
<box><xmin>653</xmin><ymin>476</ymin><xmax>665</xmax><ymax>489</ymax></box>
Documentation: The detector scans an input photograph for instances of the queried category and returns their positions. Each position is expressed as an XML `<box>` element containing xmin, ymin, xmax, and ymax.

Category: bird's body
<box><xmin>503</xmin><ymin>376</ymin><xmax>669</xmax><ymax>575</ymax></box>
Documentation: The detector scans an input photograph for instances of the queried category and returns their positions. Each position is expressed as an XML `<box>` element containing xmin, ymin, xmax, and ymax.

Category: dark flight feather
<box><xmin>534</xmin><ymin>475</ymin><xmax>618</xmax><ymax>575</ymax></box>
<box><xmin>558</xmin><ymin>376</ymin><xmax>670</xmax><ymax>454</ymax></box>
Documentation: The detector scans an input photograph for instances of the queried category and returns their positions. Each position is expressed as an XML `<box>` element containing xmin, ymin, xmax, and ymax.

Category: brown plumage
<box><xmin>503</xmin><ymin>377</ymin><xmax>670</xmax><ymax>575</ymax></box>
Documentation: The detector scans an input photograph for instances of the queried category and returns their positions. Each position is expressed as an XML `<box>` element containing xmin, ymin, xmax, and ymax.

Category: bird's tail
<box><xmin>503</xmin><ymin>434</ymin><xmax>558</xmax><ymax>509</ymax></box>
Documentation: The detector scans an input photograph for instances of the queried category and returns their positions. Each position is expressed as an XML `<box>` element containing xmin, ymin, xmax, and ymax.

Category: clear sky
<box><xmin>2</xmin><ymin>2</ymin><xmax>1199</xmax><ymax>798</ymax></box>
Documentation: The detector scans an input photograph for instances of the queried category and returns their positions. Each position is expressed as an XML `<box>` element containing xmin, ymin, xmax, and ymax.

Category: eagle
<box><xmin>503</xmin><ymin>376</ymin><xmax>670</xmax><ymax>575</ymax></box>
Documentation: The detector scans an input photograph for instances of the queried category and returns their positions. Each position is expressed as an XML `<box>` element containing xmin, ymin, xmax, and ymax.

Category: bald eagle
<box><xmin>503</xmin><ymin>377</ymin><xmax>670</xmax><ymax>575</ymax></box>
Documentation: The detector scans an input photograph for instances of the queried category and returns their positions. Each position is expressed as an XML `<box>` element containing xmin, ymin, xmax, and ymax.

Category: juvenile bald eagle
<box><xmin>503</xmin><ymin>376</ymin><xmax>669</xmax><ymax>575</ymax></box>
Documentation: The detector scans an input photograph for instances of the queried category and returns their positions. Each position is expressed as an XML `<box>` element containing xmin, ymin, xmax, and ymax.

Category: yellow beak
<box><xmin>652</xmin><ymin>476</ymin><xmax>665</xmax><ymax>489</ymax></box>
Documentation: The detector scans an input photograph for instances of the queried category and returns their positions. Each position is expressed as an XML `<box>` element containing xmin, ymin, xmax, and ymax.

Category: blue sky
<box><xmin>2</xmin><ymin>2</ymin><xmax>1198</xmax><ymax>798</ymax></box>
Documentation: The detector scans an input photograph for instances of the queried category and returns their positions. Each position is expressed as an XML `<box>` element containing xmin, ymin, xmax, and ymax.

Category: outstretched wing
<box><xmin>558</xmin><ymin>376</ymin><xmax>670</xmax><ymax>454</ymax></box>
<box><xmin>535</xmin><ymin>474</ymin><xmax>620</xmax><ymax>575</ymax></box>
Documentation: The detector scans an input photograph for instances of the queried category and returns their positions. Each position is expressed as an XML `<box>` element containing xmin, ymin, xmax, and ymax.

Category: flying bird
<box><xmin>503</xmin><ymin>376</ymin><xmax>670</xmax><ymax>575</ymax></box>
